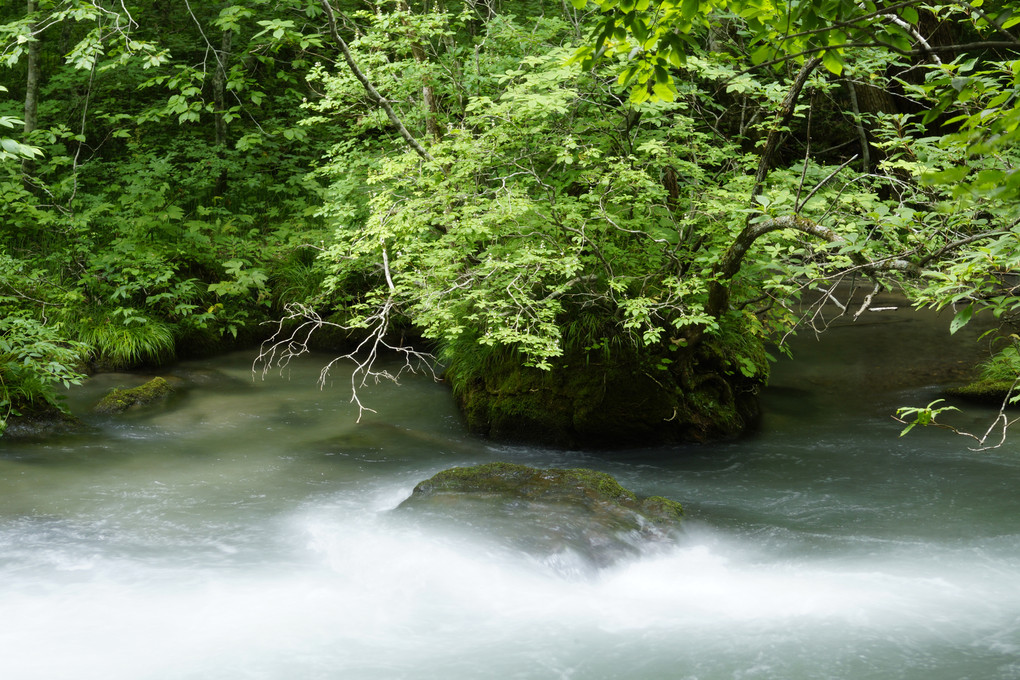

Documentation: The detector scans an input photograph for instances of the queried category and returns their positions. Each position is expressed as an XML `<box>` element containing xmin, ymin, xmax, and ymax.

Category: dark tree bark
<box><xmin>212</xmin><ymin>25</ymin><xmax>232</xmax><ymax>196</ymax></box>
<box><xmin>22</xmin><ymin>0</ymin><xmax>41</xmax><ymax>179</ymax></box>
<box><xmin>213</xmin><ymin>28</ymin><xmax>232</xmax><ymax>149</ymax></box>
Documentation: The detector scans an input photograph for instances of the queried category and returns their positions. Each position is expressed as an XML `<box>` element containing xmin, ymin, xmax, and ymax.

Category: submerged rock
<box><xmin>94</xmin><ymin>376</ymin><xmax>175</xmax><ymax>414</ymax></box>
<box><xmin>398</xmin><ymin>462</ymin><xmax>683</xmax><ymax>571</ymax></box>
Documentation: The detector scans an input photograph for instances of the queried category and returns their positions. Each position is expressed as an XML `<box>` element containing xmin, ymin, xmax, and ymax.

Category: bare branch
<box><xmin>796</xmin><ymin>155</ymin><xmax>859</xmax><ymax>212</ymax></box>
<box><xmin>852</xmin><ymin>281</ymin><xmax>883</xmax><ymax>321</ymax></box>
<box><xmin>253</xmin><ymin>302</ymin><xmax>437</xmax><ymax>422</ymax></box>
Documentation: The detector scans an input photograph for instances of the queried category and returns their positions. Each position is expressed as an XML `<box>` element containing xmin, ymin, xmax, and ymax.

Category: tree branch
<box><xmin>916</xmin><ymin>230</ymin><xmax>1013</xmax><ymax>267</ymax></box>
<box><xmin>319</xmin><ymin>0</ymin><xmax>435</xmax><ymax>164</ymax></box>
<box><xmin>750</xmin><ymin>57</ymin><xmax>823</xmax><ymax>200</ymax></box>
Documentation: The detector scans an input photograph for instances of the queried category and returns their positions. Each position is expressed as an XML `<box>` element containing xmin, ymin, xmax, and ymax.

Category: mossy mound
<box><xmin>444</xmin><ymin>331</ymin><xmax>766</xmax><ymax>447</ymax></box>
<box><xmin>94</xmin><ymin>377</ymin><xmax>176</xmax><ymax>415</ymax></box>
<box><xmin>2</xmin><ymin>408</ymin><xmax>84</xmax><ymax>439</ymax></box>
<box><xmin>945</xmin><ymin>379</ymin><xmax>1019</xmax><ymax>405</ymax></box>
<box><xmin>399</xmin><ymin>462</ymin><xmax>684</xmax><ymax>570</ymax></box>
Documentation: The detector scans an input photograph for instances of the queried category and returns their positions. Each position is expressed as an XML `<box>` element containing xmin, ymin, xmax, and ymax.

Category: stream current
<box><xmin>1</xmin><ymin>307</ymin><xmax>1019</xmax><ymax>679</ymax></box>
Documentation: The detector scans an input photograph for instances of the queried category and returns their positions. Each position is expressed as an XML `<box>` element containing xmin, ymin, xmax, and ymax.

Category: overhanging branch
<box><xmin>319</xmin><ymin>0</ymin><xmax>435</xmax><ymax>164</ymax></box>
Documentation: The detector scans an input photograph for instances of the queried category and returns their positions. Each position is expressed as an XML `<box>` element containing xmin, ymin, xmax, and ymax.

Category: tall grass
<box><xmin>980</xmin><ymin>344</ymin><xmax>1020</xmax><ymax>383</ymax></box>
<box><xmin>70</xmin><ymin>308</ymin><xmax>176</xmax><ymax>369</ymax></box>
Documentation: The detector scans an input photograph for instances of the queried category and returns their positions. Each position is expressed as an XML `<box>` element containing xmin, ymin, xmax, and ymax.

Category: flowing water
<box><xmin>1</xmin><ymin>307</ymin><xmax>1019</xmax><ymax>679</ymax></box>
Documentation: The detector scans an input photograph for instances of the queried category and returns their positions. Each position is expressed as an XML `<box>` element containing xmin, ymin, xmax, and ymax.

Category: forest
<box><xmin>2</xmin><ymin>0</ymin><xmax>1019</xmax><ymax>444</ymax></box>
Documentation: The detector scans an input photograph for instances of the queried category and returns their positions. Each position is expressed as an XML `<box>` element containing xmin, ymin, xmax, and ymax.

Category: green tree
<box><xmin>275</xmin><ymin>0</ymin><xmax>1020</xmax><ymax>445</ymax></box>
<box><xmin>567</xmin><ymin>0</ymin><xmax>1020</xmax><ymax>441</ymax></box>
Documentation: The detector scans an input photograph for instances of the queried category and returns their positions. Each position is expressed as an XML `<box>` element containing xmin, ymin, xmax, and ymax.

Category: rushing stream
<box><xmin>1</xmin><ymin>305</ymin><xmax>1019</xmax><ymax>679</ymax></box>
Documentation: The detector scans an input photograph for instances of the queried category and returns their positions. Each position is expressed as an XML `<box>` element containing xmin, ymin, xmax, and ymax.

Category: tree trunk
<box><xmin>410</xmin><ymin>40</ymin><xmax>443</xmax><ymax>143</ymax></box>
<box><xmin>212</xmin><ymin>27</ymin><xmax>232</xmax><ymax>196</ymax></box>
<box><xmin>22</xmin><ymin>0</ymin><xmax>41</xmax><ymax>179</ymax></box>
<box><xmin>846</xmin><ymin>80</ymin><xmax>872</xmax><ymax>172</ymax></box>
<box><xmin>398</xmin><ymin>1</ymin><xmax>442</xmax><ymax>143</ymax></box>
<box><xmin>213</xmin><ymin>28</ymin><xmax>232</xmax><ymax>149</ymax></box>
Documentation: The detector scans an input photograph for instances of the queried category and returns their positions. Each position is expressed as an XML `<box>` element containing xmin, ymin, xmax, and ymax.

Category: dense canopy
<box><xmin>2</xmin><ymin>0</ymin><xmax>1018</xmax><ymax>442</ymax></box>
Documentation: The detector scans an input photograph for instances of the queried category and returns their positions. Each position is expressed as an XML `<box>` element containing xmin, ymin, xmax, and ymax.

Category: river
<box><xmin>1</xmin><ymin>305</ymin><xmax>1018</xmax><ymax>679</ymax></box>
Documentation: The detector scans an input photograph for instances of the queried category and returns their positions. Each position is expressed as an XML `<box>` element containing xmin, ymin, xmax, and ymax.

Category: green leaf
<box><xmin>950</xmin><ymin>304</ymin><xmax>974</xmax><ymax>335</ymax></box>
<box><xmin>922</xmin><ymin>165</ymin><xmax>970</xmax><ymax>186</ymax></box>
<box><xmin>821</xmin><ymin>50</ymin><xmax>843</xmax><ymax>76</ymax></box>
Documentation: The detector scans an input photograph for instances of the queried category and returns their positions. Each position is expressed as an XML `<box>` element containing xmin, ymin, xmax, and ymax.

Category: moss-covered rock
<box><xmin>444</xmin><ymin>328</ymin><xmax>766</xmax><ymax>447</ymax></box>
<box><xmin>398</xmin><ymin>462</ymin><xmax>684</xmax><ymax>570</ymax></box>
<box><xmin>94</xmin><ymin>376</ymin><xmax>175</xmax><ymax>415</ymax></box>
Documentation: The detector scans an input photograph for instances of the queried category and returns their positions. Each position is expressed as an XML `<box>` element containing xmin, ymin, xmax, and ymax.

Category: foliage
<box><xmin>319</xmin><ymin>43</ymin><xmax>730</xmax><ymax>368</ymax></box>
<box><xmin>0</xmin><ymin>0</ymin><xmax>335</xmax><ymax>430</ymax></box>
<box><xmin>979</xmin><ymin>341</ymin><xmax>1020</xmax><ymax>384</ymax></box>
<box><xmin>3</xmin><ymin>0</ymin><xmax>1020</xmax><ymax>443</ymax></box>
<box><xmin>0</xmin><ymin>314</ymin><xmax>85</xmax><ymax>435</ymax></box>
<box><xmin>895</xmin><ymin>399</ymin><xmax>961</xmax><ymax>436</ymax></box>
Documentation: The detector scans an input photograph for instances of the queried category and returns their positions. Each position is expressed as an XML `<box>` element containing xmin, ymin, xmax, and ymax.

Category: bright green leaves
<box><xmin>208</xmin><ymin>259</ymin><xmax>270</xmax><ymax>304</ymax></box>
<box><xmin>0</xmin><ymin>314</ymin><xmax>87</xmax><ymax>435</ymax></box>
<box><xmin>215</xmin><ymin>5</ymin><xmax>256</xmax><ymax>33</ymax></box>
<box><xmin>821</xmin><ymin>49</ymin><xmax>843</xmax><ymax>76</ymax></box>
<box><xmin>0</xmin><ymin>88</ymin><xmax>41</xmax><ymax>162</ymax></box>
<box><xmin>576</xmin><ymin>0</ymin><xmax>960</xmax><ymax>102</ymax></box>
<box><xmin>917</xmin><ymin>57</ymin><xmax>1020</xmax><ymax>202</ymax></box>
<box><xmin>1</xmin><ymin>2</ymin><xmax>168</xmax><ymax>72</ymax></box>
<box><xmin>895</xmin><ymin>399</ymin><xmax>960</xmax><ymax>437</ymax></box>
<box><xmin>0</xmin><ymin>134</ymin><xmax>42</xmax><ymax>163</ymax></box>
<box><xmin>317</xmin><ymin>36</ymin><xmax>750</xmax><ymax>370</ymax></box>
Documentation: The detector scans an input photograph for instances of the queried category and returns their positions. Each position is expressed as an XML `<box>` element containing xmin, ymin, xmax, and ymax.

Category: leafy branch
<box><xmin>894</xmin><ymin>392</ymin><xmax>1020</xmax><ymax>451</ymax></box>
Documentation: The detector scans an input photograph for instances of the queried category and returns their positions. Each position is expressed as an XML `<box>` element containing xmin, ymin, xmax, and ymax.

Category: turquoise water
<box><xmin>1</xmin><ymin>307</ymin><xmax>1017</xmax><ymax>679</ymax></box>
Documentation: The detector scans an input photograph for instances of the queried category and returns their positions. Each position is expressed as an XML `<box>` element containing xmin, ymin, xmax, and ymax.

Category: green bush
<box><xmin>0</xmin><ymin>316</ymin><xmax>86</xmax><ymax>434</ymax></box>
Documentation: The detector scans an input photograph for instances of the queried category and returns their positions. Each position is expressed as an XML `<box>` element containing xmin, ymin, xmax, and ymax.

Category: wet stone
<box><xmin>397</xmin><ymin>462</ymin><xmax>684</xmax><ymax>572</ymax></box>
<box><xmin>94</xmin><ymin>377</ymin><xmax>176</xmax><ymax>415</ymax></box>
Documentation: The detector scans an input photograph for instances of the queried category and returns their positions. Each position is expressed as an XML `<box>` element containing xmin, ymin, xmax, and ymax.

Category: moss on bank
<box><xmin>443</xmin><ymin>325</ymin><xmax>768</xmax><ymax>447</ymax></box>
<box><xmin>945</xmin><ymin>379</ymin><xmax>1019</xmax><ymax>405</ymax></box>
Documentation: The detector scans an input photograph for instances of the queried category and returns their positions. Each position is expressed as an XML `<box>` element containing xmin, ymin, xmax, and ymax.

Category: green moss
<box><xmin>640</xmin><ymin>496</ymin><xmax>685</xmax><ymax>524</ymax></box>
<box><xmin>94</xmin><ymin>376</ymin><xmax>175</xmax><ymax>415</ymax></box>
<box><xmin>406</xmin><ymin>462</ymin><xmax>682</xmax><ymax>527</ymax></box>
<box><xmin>401</xmin><ymin>462</ymin><xmax>684</xmax><ymax>569</ymax></box>
<box><xmin>945</xmin><ymin>379</ymin><xmax>1019</xmax><ymax>405</ymax></box>
<box><xmin>443</xmin><ymin>320</ymin><xmax>766</xmax><ymax>446</ymax></box>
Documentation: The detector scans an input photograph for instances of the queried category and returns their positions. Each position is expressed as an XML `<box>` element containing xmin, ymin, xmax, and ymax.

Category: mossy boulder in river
<box><xmin>444</xmin><ymin>329</ymin><xmax>767</xmax><ymax>447</ymax></box>
<box><xmin>94</xmin><ymin>377</ymin><xmax>175</xmax><ymax>414</ymax></box>
<box><xmin>398</xmin><ymin>462</ymin><xmax>684</xmax><ymax>571</ymax></box>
